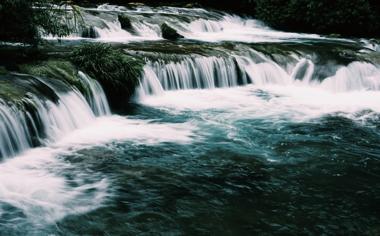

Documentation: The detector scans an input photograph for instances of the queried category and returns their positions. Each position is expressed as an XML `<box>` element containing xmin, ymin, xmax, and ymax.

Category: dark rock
<box><xmin>118</xmin><ymin>14</ymin><xmax>133</xmax><ymax>31</ymax></box>
<box><xmin>0</xmin><ymin>66</ymin><xmax>7</xmax><ymax>75</ymax></box>
<box><xmin>81</xmin><ymin>26</ymin><xmax>98</xmax><ymax>38</ymax></box>
<box><xmin>161</xmin><ymin>23</ymin><xmax>183</xmax><ymax>41</ymax></box>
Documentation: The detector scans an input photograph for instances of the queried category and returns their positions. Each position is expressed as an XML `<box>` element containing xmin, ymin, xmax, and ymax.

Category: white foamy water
<box><xmin>43</xmin><ymin>5</ymin><xmax>354</xmax><ymax>44</ymax></box>
<box><xmin>0</xmin><ymin>73</ymin><xmax>108</xmax><ymax>159</ymax></box>
<box><xmin>138</xmin><ymin>84</ymin><xmax>380</xmax><ymax>122</ymax></box>
<box><xmin>0</xmin><ymin>113</ymin><xmax>195</xmax><ymax>222</ymax></box>
<box><xmin>0</xmin><ymin>114</ymin><xmax>194</xmax><ymax>223</ymax></box>
<box><xmin>138</xmin><ymin>52</ymin><xmax>380</xmax><ymax>95</ymax></box>
<box><xmin>0</xmin><ymin>68</ymin><xmax>195</xmax><ymax>227</ymax></box>
<box><xmin>0</xmin><ymin>148</ymin><xmax>110</xmax><ymax>224</ymax></box>
<box><xmin>177</xmin><ymin>15</ymin><xmax>324</xmax><ymax>43</ymax></box>
<box><xmin>138</xmin><ymin>55</ymin><xmax>380</xmax><ymax>122</ymax></box>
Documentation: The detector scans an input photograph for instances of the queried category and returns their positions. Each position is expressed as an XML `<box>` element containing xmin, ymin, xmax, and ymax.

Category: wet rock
<box><xmin>161</xmin><ymin>23</ymin><xmax>183</xmax><ymax>41</ymax></box>
<box><xmin>184</xmin><ymin>3</ymin><xmax>201</xmax><ymax>8</ymax></box>
<box><xmin>81</xmin><ymin>26</ymin><xmax>98</xmax><ymax>39</ymax></box>
<box><xmin>118</xmin><ymin>14</ymin><xmax>133</xmax><ymax>31</ymax></box>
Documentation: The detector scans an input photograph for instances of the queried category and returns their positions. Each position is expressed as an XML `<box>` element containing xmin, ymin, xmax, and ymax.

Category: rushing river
<box><xmin>1</xmin><ymin>4</ymin><xmax>380</xmax><ymax>235</ymax></box>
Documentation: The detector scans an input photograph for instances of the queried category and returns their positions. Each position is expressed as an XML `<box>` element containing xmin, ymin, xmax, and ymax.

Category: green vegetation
<box><xmin>1</xmin><ymin>0</ymin><xmax>378</xmax><ymax>43</ymax></box>
<box><xmin>0</xmin><ymin>0</ymin><xmax>80</xmax><ymax>44</ymax></box>
<box><xmin>254</xmin><ymin>0</ymin><xmax>380</xmax><ymax>38</ymax></box>
<box><xmin>70</xmin><ymin>43</ymin><xmax>143</xmax><ymax>107</ymax></box>
<box><xmin>0</xmin><ymin>78</ymin><xmax>27</xmax><ymax>102</ymax></box>
<box><xmin>20</xmin><ymin>59</ymin><xmax>84</xmax><ymax>89</ymax></box>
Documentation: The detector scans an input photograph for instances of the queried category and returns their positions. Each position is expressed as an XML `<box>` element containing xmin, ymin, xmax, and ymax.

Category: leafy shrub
<box><xmin>0</xmin><ymin>0</ymin><xmax>79</xmax><ymax>44</ymax></box>
<box><xmin>0</xmin><ymin>0</ymin><xmax>37</xmax><ymax>43</ymax></box>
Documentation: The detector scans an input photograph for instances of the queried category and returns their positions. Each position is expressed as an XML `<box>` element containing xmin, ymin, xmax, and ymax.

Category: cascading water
<box><xmin>139</xmin><ymin>56</ymin><xmax>244</xmax><ymax>93</ymax></box>
<box><xmin>46</xmin><ymin>4</ymin><xmax>339</xmax><ymax>44</ymax></box>
<box><xmin>3</xmin><ymin>3</ymin><xmax>380</xmax><ymax>235</ymax></box>
<box><xmin>78</xmin><ymin>71</ymin><xmax>110</xmax><ymax>116</ymax></box>
<box><xmin>138</xmin><ymin>52</ymin><xmax>380</xmax><ymax>98</ymax></box>
<box><xmin>0</xmin><ymin>102</ymin><xmax>31</xmax><ymax>158</ymax></box>
<box><xmin>0</xmin><ymin>72</ymin><xmax>110</xmax><ymax>159</ymax></box>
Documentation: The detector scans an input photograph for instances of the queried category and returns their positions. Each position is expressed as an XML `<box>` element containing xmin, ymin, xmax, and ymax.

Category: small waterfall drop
<box><xmin>0</xmin><ymin>72</ymin><xmax>110</xmax><ymax>159</ymax></box>
<box><xmin>138</xmin><ymin>53</ymin><xmax>380</xmax><ymax>97</ymax></box>
<box><xmin>321</xmin><ymin>62</ymin><xmax>380</xmax><ymax>92</ymax></box>
<box><xmin>0</xmin><ymin>103</ymin><xmax>31</xmax><ymax>158</ymax></box>
<box><xmin>79</xmin><ymin>71</ymin><xmax>110</xmax><ymax>116</ymax></box>
<box><xmin>137</xmin><ymin>66</ymin><xmax>165</xmax><ymax>97</ymax></box>
<box><xmin>139</xmin><ymin>56</ymin><xmax>245</xmax><ymax>95</ymax></box>
<box><xmin>291</xmin><ymin>59</ymin><xmax>315</xmax><ymax>83</ymax></box>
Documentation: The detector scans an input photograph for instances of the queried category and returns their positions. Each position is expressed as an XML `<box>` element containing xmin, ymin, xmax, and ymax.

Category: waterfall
<box><xmin>137</xmin><ymin>66</ymin><xmax>165</xmax><ymax>98</ymax></box>
<box><xmin>79</xmin><ymin>71</ymin><xmax>110</xmax><ymax>116</ymax></box>
<box><xmin>43</xmin><ymin>5</ymin><xmax>331</xmax><ymax>44</ymax></box>
<box><xmin>320</xmin><ymin>62</ymin><xmax>380</xmax><ymax>92</ymax></box>
<box><xmin>0</xmin><ymin>73</ymin><xmax>110</xmax><ymax>159</ymax></box>
<box><xmin>139</xmin><ymin>56</ymin><xmax>245</xmax><ymax>94</ymax></box>
<box><xmin>138</xmin><ymin>53</ymin><xmax>380</xmax><ymax>97</ymax></box>
<box><xmin>0</xmin><ymin>102</ymin><xmax>31</xmax><ymax>158</ymax></box>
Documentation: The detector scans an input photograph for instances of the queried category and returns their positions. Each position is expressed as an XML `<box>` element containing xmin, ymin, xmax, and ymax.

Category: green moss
<box><xmin>0</xmin><ymin>80</ymin><xmax>27</xmax><ymax>102</ymax></box>
<box><xmin>20</xmin><ymin>59</ymin><xmax>82</xmax><ymax>89</ymax></box>
<box><xmin>70</xmin><ymin>43</ymin><xmax>144</xmax><ymax>107</ymax></box>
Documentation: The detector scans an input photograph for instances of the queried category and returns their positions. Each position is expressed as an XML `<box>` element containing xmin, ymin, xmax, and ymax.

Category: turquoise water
<box><xmin>2</xmin><ymin>84</ymin><xmax>380</xmax><ymax>235</ymax></box>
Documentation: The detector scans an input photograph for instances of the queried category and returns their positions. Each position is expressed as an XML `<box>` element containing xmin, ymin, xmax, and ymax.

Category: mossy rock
<box><xmin>70</xmin><ymin>43</ymin><xmax>144</xmax><ymax>109</ymax></box>
<box><xmin>19</xmin><ymin>60</ymin><xmax>82</xmax><ymax>90</ymax></box>
<box><xmin>0</xmin><ymin>73</ymin><xmax>60</xmax><ymax>107</ymax></box>
<box><xmin>161</xmin><ymin>23</ymin><xmax>183</xmax><ymax>41</ymax></box>
<box><xmin>0</xmin><ymin>78</ymin><xmax>28</xmax><ymax>102</ymax></box>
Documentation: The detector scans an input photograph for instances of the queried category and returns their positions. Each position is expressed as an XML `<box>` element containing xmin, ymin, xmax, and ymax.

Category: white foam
<box><xmin>138</xmin><ymin>84</ymin><xmax>380</xmax><ymax>122</ymax></box>
<box><xmin>0</xmin><ymin>146</ymin><xmax>110</xmax><ymax>225</ymax></box>
<box><xmin>56</xmin><ymin>116</ymin><xmax>195</xmax><ymax>146</ymax></box>
<box><xmin>177</xmin><ymin>15</ymin><xmax>326</xmax><ymax>43</ymax></box>
<box><xmin>43</xmin><ymin>6</ymin><xmax>351</xmax><ymax>44</ymax></box>
<box><xmin>0</xmin><ymin>114</ymin><xmax>195</xmax><ymax>225</ymax></box>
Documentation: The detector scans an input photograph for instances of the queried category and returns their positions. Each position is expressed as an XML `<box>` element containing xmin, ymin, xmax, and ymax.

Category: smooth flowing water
<box><xmin>1</xmin><ymin>4</ymin><xmax>380</xmax><ymax>235</ymax></box>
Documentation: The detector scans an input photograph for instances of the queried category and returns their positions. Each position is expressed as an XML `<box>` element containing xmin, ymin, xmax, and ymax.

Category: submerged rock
<box><xmin>161</xmin><ymin>23</ymin><xmax>183</xmax><ymax>41</ymax></box>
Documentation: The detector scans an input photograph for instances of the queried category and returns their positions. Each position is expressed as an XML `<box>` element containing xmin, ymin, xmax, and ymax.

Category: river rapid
<box><xmin>1</xmin><ymin>4</ymin><xmax>380</xmax><ymax>235</ymax></box>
